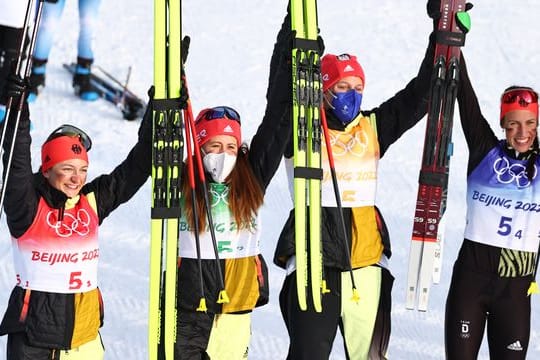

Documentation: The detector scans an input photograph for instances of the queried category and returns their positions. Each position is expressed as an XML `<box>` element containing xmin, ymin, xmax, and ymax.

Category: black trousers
<box><xmin>7</xmin><ymin>332</ymin><xmax>58</xmax><ymax>360</ymax></box>
<box><xmin>445</xmin><ymin>267</ymin><xmax>531</xmax><ymax>360</ymax></box>
<box><xmin>279</xmin><ymin>266</ymin><xmax>393</xmax><ymax>360</ymax></box>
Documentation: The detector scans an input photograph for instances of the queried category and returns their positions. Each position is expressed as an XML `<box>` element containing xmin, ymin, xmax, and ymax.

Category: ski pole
<box><xmin>320</xmin><ymin>108</ymin><xmax>359</xmax><ymax>302</ymax></box>
<box><xmin>119</xmin><ymin>66</ymin><xmax>132</xmax><ymax>112</ymax></box>
<box><xmin>0</xmin><ymin>0</ymin><xmax>45</xmax><ymax>218</ymax></box>
<box><xmin>95</xmin><ymin>65</ymin><xmax>141</xmax><ymax>100</ymax></box>
<box><xmin>183</xmin><ymin>75</ymin><xmax>229</xmax><ymax>305</ymax></box>
<box><xmin>183</xmin><ymin>102</ymin><xmax>208</xmax><ymax>312</ymax></box>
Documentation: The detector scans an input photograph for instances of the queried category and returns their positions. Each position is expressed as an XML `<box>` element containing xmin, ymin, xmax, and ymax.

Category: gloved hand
<box><xmin>426</xmin><ymin>0</ymin><xmax>442</xmax><ymax>23</ymax></box>
<box><xmin>427</xmin><ymin>0</ymin><xmax>473</xmax><ymax>33</ymax></box>
<box><xmin>181</xmin><ymin>36</ymin><xmax>190</xmax><ymax>65</ymax></box>
<box><xmin>4</xmin><ymin>73</ymin><xmax>28</xmax><ymax>103</ymax></box>
<box><xmin>138</xmin><ymin>86</ymin><xmax>155</xmax><ymax>143</ymax></box>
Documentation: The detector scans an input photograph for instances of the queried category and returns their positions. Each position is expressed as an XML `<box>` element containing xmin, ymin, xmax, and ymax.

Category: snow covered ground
<box><xmin>1</xmin><ymin>1</ymin><xmax>540</xmax><ymax>359</ymax></box>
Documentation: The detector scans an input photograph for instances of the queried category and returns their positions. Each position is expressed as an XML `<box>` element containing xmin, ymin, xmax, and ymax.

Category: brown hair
<box><xmin>181</xmin><ymin>144</ymin><xmax>264</xmax><ymax>233</ymax></box>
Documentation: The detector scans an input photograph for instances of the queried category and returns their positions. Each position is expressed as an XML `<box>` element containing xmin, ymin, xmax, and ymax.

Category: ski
<box><xmin>63</xmin><ymin>63</ymin><xmax>146</xmax><ymax>120</ymax></box>
<box><xmin>291</xmin><ymin>0</ymin><xmax>324</xmax><ymax>312</ymax></box>
<box><xmin>0</xmin><ymin>0</ymin><xmax>43</xmax><ymax>214</ymax></box>
<box><xmin>406</xmin><ymin>0</ymin><xmax>470</xmax><ymax>311</ymax></box>
<box><xmin>148</xmin><ymin>0</ymin><xmax>183</xmax><ymax>358</ymax></box>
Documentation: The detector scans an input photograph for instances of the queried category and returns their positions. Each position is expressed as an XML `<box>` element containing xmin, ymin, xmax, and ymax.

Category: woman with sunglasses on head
<box><xmin>444</xmin><ymin>51</ymin><xmax>540</xmax><ymax>359</ymax></box>
<box><xmin>172</xmin><ymin>103</ymin><xmax>287</xmax><ymax>359</ymax></box>
<box><xmin>0</xmin><ymin>75</ymin><xmax>153</xmax><ymax>359</ymax></box>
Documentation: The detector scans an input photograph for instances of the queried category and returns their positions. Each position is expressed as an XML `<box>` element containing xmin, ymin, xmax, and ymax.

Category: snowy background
<box><xmin>1</xmin><ymin>0</ymin><xmax>540</xmax><ymax>359</ymax></box>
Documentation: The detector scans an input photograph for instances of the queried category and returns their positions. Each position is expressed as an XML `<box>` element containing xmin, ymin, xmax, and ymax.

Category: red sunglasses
<box><xmin>501</xmin><ymin>88</ymin><xmax>539</xmax><ymax>107</ymax></box>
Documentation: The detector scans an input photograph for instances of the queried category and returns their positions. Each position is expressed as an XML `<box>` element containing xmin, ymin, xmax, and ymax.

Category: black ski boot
<box><xmin>73</xmin><ymin>57</ymin><xmax>99</xmax><ymax>101</ymax></box>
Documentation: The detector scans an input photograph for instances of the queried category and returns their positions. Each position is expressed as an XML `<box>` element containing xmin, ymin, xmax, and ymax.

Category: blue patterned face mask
<box><xmin>329</xmin><ymin>89</ymin><xmax>363</xmax><ymax>125</ymax></box>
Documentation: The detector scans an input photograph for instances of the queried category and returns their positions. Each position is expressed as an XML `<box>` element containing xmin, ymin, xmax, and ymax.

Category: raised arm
<box><xmin>456</xmin><ymin>53</ymin><xmax>498</xmax><ymax>174</ymax></box>
<box><xmin>369</xmin><ymin>32</ymin><xmax>436</xmax><ymax>157</ymax></box>
<box><xmin>83</xmin><ymin>92</ymin><xmax>153</xmax><ymax>222</ymax></box>
<box><xmin>248</xmin><ymin>9</ymin><xmax>295</xmax><ymax>191</ymax></box>
<box><xmin>2</xmin><ymin>78</ymin><xmax>39</xmax><ymax>238</ymax></box>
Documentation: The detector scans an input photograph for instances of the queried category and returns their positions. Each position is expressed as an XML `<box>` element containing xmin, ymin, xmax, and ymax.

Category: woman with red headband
<box><xmin>444</xmin><ymin>54</ymin><xmax>540</xmax><ymax>358</ymax></box>
<box><xmin>0</xmin><ymin>77</ymin><xmax>153</xmax><ymax>358</ymax></box>
<box><xmin>172</xmin><ymin>103</ymin><xmax>287</xmax><ymax>359</ymax></box>
<box><xmin>261</xmin><ymin>4</ymin><xmax>439</xmax><ymax>359</ymax></box>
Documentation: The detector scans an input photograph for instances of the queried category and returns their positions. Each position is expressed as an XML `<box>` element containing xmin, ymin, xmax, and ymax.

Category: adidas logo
<box><xmin>343</xmin><ymin>64</ymin><xmax>355</xmax><ymax>72</ymax></box>
<box><xmin>223</xmin><ymin>125</ymin><xmax>234</xmax><ymax>133</ymax></box>
<box><xmin>507</xmin><ymin>340</ymin><xmax>523</xmax><ymax>351</ymax></box>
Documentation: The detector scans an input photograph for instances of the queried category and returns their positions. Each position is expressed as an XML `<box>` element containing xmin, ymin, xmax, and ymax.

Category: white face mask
<box><xmin>202</xmin><ymin>152</ymin><xmax>237</xmax><ymax>183</ymax></box>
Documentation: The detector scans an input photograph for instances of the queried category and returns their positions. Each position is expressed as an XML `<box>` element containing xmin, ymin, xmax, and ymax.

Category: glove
<box><xmin>4</xmin><ymin>73</ymin><xmax>28</xmax><ymax>103</ymax></box>
<box><xmin>138</xmin><ymin>86</ymin><xmax>154</xmax><ymax>142</ymax></box>
<box><xmin>427</xmin><ymin>0</ymin><xmax>473</xmax><ymax>32</ymax></box>
<box><xmin>426</xmin><ymin>0</ymin><xmax>441</xmax><ymax>23</ymax></box>
<box><xmin>181</xmin><ymin>36</ymin><xmax>190</xmax><ymax>65</ymax></box>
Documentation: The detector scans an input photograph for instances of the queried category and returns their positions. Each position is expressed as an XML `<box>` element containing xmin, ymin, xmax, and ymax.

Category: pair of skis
<box><xmin>148</xmin><ymin>2</ymin><xmax>229</xmax><ymax>358</ymax></box>
<box><xmin>62</xmin><ymin>63</ymin><xmax>146</xmax><ymax>120</ymax></box>
<box><xmin>148</xmin><ymin>0</ymin><xmax>183</xmax><ymax>358</ymax></box>
<box><xmin>406</xmin><ymin>0</ymin><xmax>470</xmax><ymax>311</ymax></box>
<box><xmin>0</xmin><ymin>0</ymin><xmax>45</xmax><ymax>217</ymax></box>
<box><xmin>291</xmin><ymin>0</ymin><xmax>325</xmax><ymax>312</ymax></box>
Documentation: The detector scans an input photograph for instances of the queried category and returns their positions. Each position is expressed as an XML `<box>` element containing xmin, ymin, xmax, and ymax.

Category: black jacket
<box><xmin>0</xmin><ymin>101</ymin><xmax>152</xmax><ymax>348</ymax></box>
<box><xmin>453</xmin><ymin>54</ymin><xmax>538</xmax><ymax>277</ymax></box>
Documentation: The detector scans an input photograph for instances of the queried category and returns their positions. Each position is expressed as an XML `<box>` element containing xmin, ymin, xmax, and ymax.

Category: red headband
<box><xmin>500</xmin><ymin>88</ymin><xmax>539</xmax><ymax>124</ymax></box>
<box><xmin>321</xmin><ymin>53</ymin><xmax>365</xmax><ymax>92</ymax></box>
<box><xmin>41</xmin><ymin>136</ymin><xmax>88</xmax><ymax>173</ymax></box>
<box><xmin>500</xmin><ymin>102</ymin><xmax>539</xmax><ymax>122</ymax></box>
<box><xmin>195</xmin><ymin>117</ymin><xmax>241</xmax><ymax>146</ymax></box>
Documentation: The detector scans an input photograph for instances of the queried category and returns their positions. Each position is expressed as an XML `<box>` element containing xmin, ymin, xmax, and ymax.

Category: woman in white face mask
<box><xmin>174</xmin><ymin>105</ymin><xmax>282</xmax><ymax>360</ymax></box>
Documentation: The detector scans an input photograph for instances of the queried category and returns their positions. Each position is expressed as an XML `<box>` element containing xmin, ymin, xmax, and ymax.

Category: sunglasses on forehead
<box><xmin>197</xmin><ymin>106</ymin><xmax>241</xmax><ymax>124</ymax></box>
<box><xmin>46</xmin><ymin>124</ymin><xmax>93</xmax><ymax>151</ymax></box>
<box><xmin>501</xmin><ymin>88</ymin><xmax>539</xmax><ymax>107</ymax></box>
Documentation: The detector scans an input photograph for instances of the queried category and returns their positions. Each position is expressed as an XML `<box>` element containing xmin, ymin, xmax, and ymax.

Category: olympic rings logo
<box><xmin>493</xmin><ymin>157</ymin><xmax>537</xmax><ymax>188</ymax></box>
<box><xmin>328</xmin><ymin>129</ymin><xmax>369</xmax><ymax>158</ymax></box>
<box><xmin>46</xmin><ymin>209</ymin><xmax>91</xmax><ymax>237</ymax></box>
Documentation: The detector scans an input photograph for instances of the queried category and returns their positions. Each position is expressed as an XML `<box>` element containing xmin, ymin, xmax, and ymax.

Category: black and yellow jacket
<box><xmin>176</xmin><ymin>66</ymin><xmax>292</xmax><ymax>315</ymax></box>
<box><xmin>264</xmin><ymin>12</ymin><xmax>436</xmax><ymax>271</ymax></box>
<box><xmin>0</xmin><ymin>102</ymin><xmax>152</xmax><ymax>349</ymax></box>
